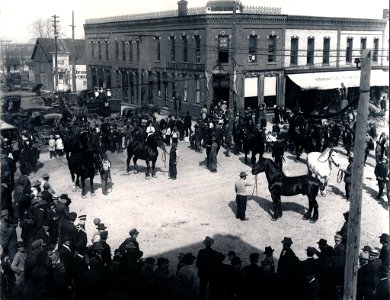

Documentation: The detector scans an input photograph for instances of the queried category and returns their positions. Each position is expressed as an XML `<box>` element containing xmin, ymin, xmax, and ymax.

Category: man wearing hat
<box><xmin>241</xmin><ymin>253</ymin><xmax>262</xmax><ymax>299</ymax></box>
<box><xmin>208</xmin><ymin>135</ymin><xmax>219</xmax><ymax>173</ymax></box>
<box><xmin>11</xmin><ymin>241</ymin><xmax>27</xmax><ymax>297</ymax></box>
<box><xmin>301</xmin><ymin>247</ymin><xmax>318</xmax><ymax>277</ymax></box>
<box><xmin>315</xmin><ymin>238</ymin><xmax>335</xmax><ymax>258</ymax></box>
<box><xmin>344</xmin><ymin>153</ymin><xmax>353</xmax><ymax>200</ymax></box>
<box><xmin>48</xmin><ymin>135</ymin><xmax>56</xmax><ymax>158</ymax></box>
<box><xmin>119</xmin><ymin>228</ymin><xmax>140</xmax><ymax>251</ymax></box>
<box><xmin>272</xmin><ymin>133</ymin><xmax>285</xmax><ymax>171</ymax></box>
<box><xmin>235</xmin><ymin>171</ymin><xmax>252</xmax><ymax>221</ymax></box>
<box><xmin>55</xmin><ymin>134</ymin><xmax>64</xmax><ymax>157</ymax></box>
<box><xmin>177</xmin><ymin>253</ymin><xmax>198</xmax><ymax>296</ymax></box>
<box><xmin>277</xmin><ymin>237</ymin><xmax>301</xmax><ymax>299</ymax></box>
<box><xmin>262</xmin><ymin>246</ymin><xmax>275</xmax><ymax>274</ymax></box>
<box><xmin>75</xmin><ymin>215</ymin><xmax>88</xmax><ymax>253</ymax></box>
<box><xmin>379</xmin><ymin>233</ymin><xmax>390</xmax><ymax>267</ymax></box>
<box><xmin>59</xmin><ymin>212</ymin><xmax>78</xmax><ymax>246</ymax></box>
<box><xmin>40</xmin><ymin>173</ymin><xmax>56</xmax><ymax>196</ymax></box>
<box><xmin>374</xmin><ymin>156</ymin><xmax>389</xmax><ymax>199</ymax></box>
<box><xmin>196</xmin><ymin>236</ymin><xmax>221</xmax><ymax>300</ymax></box>
<box><xmin>100</xmin><ymin>152</ymin><xmax>112</xmax><ymax>195</ymax></box>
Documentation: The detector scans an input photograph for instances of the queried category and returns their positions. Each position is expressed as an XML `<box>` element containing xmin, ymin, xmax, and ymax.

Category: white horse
<box><xmin>307</xmin><ymin>148</ymin><xmax>341</xmax><ymax>196</ymax></box>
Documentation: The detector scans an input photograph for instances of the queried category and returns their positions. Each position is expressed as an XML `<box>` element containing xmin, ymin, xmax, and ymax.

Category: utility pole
<box><xmin>69</xmin><ymin>11</ymin><xmax>76</xmax><ymax>92</ymax></box>
<box><xmin>343</xmin><ymin>49</ymin><xmax>371</xmax><ymax>300</ymax></box>
<box><xmin>52</xmin><ymin>15</ymin><xmax>59</xmax><ymax>92</ymax></box>
<box><xmin>231</xmin><ymin>6</ymin><xmax>237</xmax><ymax>114</ymax></box>
<box><xmin>0</xmin><ymin>39</ymin><xmax>12</xmax><ymax>78</ymax></box>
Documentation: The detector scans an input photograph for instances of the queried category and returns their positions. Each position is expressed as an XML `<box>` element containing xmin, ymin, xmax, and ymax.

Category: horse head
<box><xmin>252</xmin><ymin>158</ymin><xmax>266</xmax><ymax>175</ymax></box>
<box><xmin>329</xmin><ymin>149</ymin><xmax>341</xmax><ymax>168</ymax></box>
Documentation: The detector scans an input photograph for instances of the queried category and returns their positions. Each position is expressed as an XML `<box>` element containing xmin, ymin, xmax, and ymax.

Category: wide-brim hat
<box><xmin>281</xmin><ymin>237</ymin><xmax>293</xmax><ymax>245</ymax></box>
<box><xmin>263</xmin><ymin>246</ymin><xmax>274</xmax><ymax>255</ymax></box>
<box><xmin>317</xmin><ymin>238</ymin><xmax>328</xmax><ymax>246</ymax></box>
<box><xmin>182</xmin><ymin>253</ymin><xmax>197</xmax><ymax>263</ymax></box>
<box><xmin>239</xmin><ymin>171</ymin><xmax>248</xmax><ymax>177</ymax></box>
<box><xmin>42</xmin><ymin>173</ymin><xmax>49</xmax><ymax>179</ymax></box>
<box><xmin>68</xmin><ymin>212</ymin><xmax>77</xmax><ymax>222</ymax></box>
<box><xmin>362</xmin><ymin>245</ymin><xmax>372</xmax><ymax>252</ymax></box>
<box><xmin>379</xmin><ymin>233</ymin><xmax>390</xmax><ymax>242</ymax></box>
<box><xmin>31</xmin><ymin>239</ymin><xmax>45</xmax><ymax>250</ymax></box>
<box><xmin>203</xmin><ymin>236</ymin><xmax>214</xmax><ymax>246</ymax></box>
<box><xmin>1</xmin><ymin>209</ymin><xmax>9</xmax><ymax>218</ymax></box>
<box><xmin>60</xmin><ymin>194</ymin><xmax>70</xmax><ymax>201</ymax></box>
<box><xmin>32</xmin><ymin>180</ymin><xmax>41</xmax><ymax>187</ymax></box>
<box><xmin>97</xmin><ymin>223</ymin><xmax>107</xmax><ymax>230</ymax></box>
<box><xmin>306</xmin><ymin>247</ymin><xmax>317</xmax><ymax>255</ymax></box>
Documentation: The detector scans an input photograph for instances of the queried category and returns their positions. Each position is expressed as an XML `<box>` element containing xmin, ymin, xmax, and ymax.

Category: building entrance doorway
<box><xmin>212</xmin><ymin>75</ymin><xmax>230</xmax><ymax>106</ymax></box>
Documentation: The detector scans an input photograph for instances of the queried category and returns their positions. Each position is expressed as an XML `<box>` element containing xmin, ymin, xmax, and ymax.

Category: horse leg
<box><xmin>302</xmin><ymin>197</ymin><xmax>313</xmax><ymax>220</ymax></box>
<box><xmin>90</xmin><ymin>175</ymin><xmax>95</xmax><ymax>196</ymax></box>
<box><xmin>145</xmin><ymin>160</ymin><xmax>150</xmax><ymax>178</ymax></box>
<box><xmin>270</xmin><ymin>191</ymin><xmax>280</xmax><ymax>221</ymax></box>
<box><xmin>251</xmin><ymin>152</ymin><xmax>256</xmax><ymax>166</ymax></box>
<box><xmin>319</xmin><ymin>176</ymin><xmax>328</xmax><ymax>196</ymax></box>
<box><xmin>310</xmin><ymin>198</ymin><xmax>319</xmax><ymax>223</ymax></box>
<box><xmin>81</xmin><ymin>177</ymin><xmax>87</xmax><ymax>198</ymax></box>
<box><xmin>133</xmin><ymin>157</ymin><xmax>138</xmax><ymax>174</ymax></box>
<box><xmin>152</xmin><ymin>160</ymin><xmax>157</xmax><ymax>178</ymax></box>
<box><xmin>126</xmin><ymin>154</ymin><xmax>132</xmax><ymax>173</ymax></box>
<box><xmin>72</xmin><ymin>174</ymin><xmax>78</xmax><ymax>192</ymax></box>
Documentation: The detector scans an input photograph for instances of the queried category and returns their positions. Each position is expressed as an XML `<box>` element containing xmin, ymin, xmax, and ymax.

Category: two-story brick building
<box><xmin>84</xmin><ymin>0</ymin><xmax>388</xmax><ymax>115</ymax></box>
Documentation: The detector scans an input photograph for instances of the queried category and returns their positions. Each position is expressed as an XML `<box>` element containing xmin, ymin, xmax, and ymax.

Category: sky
<box><xmin>0</xmin><ymin>0</ymin><xmax>388</xmax><ymax>43</ymax></box>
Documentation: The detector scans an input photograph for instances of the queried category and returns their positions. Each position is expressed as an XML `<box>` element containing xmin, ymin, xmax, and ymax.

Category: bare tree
<box><xmin>29</xmin><ymin>17</ymin><xmax>65</xmax><ymax>41</ymax></box>
<box><xmin>30</xmin><ymin>17</ymin><xmax>53</xmax><ymax>39</ymax></box>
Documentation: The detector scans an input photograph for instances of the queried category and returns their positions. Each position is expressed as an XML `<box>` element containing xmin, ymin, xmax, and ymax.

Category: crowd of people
<box><xmin>1</xmin><ymin>97</ymin><xmax>389</xmax><ymax>299</ymax></box>
<box><xmin>1</xmin><ymin>185</ymin><xmax>389</xmax><ymax>300</ymax></box>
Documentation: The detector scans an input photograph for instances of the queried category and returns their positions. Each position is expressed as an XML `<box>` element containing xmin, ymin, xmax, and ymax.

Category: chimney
<box><xmin>178</xmin><ymin>0</ymin><xmax>188</xmax><ymax>16</ymax></box>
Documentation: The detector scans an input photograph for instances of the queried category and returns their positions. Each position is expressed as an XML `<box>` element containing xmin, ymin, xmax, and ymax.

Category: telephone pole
<box><xmin>0</xmin><ymin>39</ymin><xmax>12</xmax><ymax>77</ymax></box>
<box><xmin>343</xmin><ymin>49</ymin><xmax>371</xmax><ymax>300</ymax></box>
<box><xmin>69</xmin><ymin>11</ymin><xmax>76</xmax><ymax>92</ymax></box>
<box><xmin>52</xmin><ymin>14</ymin><xmax>59</xmax><ymax>92</ymax></box>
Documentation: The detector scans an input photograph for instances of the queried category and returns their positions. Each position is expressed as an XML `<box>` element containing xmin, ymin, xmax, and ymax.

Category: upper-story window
<box><xmin>115</xmin><ymin>41</ymin><xmax>119</xmax><ymax>60</ymax></box>
<box><xmin>323</xmin><ymin>37</ymin><xmax>330</xmax><ymax>65</ymax></box>
<box><xmin>122</xmin><ymin>41</ymin><xmax>126</xmax><ymax>61</ymax></box>
<box><xmin>182</xmin><ymin>36</ymin><xmax>188</xmax><ymax>62</ymax></box>
<box><xmin>290</xmin><ymin>37</ymin><xmax>298</xmax><ymax>65</ymax></box>
<box><xmin>194</xmin><ymin>35</ymin><xmax>201</xmax><ymax>63</ymax></box>
<box><xmin>248</xmin><ymin>34</ymin><xmax>257</xmax><ymax>62</ymax></box>
<box><xmin>105</xmin><ymin>41</ymin><xmax>109</xmax><ymax>60</ymax></box>
<box><xmin>360</xmin><ymin>38</ymin><xmax>367</xmax><ymax>54</ymax></box>
<box><xmin>268</xmin><ymin>34</ymin><xmax>277</xmax><ymax>63</ymax></box>
<box><xmin>129</xmin><ymin>41</ymin><xmax>133</xmax><ymax>62</ymax></box>
<box><xmin>155</xmin><ymin>37</ymin><xmax>161</xmax><ymax>61</ymax></box>
<box><xmin>136</xmin><ymin>39</ymin><xmax>140</xmax><ymax>62</ymax></box>
<box><xmin>346</xmin><ymin>37</ymin><xmax>353</xmax><ymax>63</ymax></box>
<box><xmin>157</xmin><ymin>71</ymin><xmax>161</xmax><ymax>97</ymax></box>
<box><xmin>183</xmin><ymin>75</ymin><xmax>188</xmax><ymax>102</ymax></box>
<box><xmin>170</xmin><ymin>36</ymin><xmax>176</xmax><ymax>61</ymax></box>
<box><xmin>307</xmin><ymin>37</ymin><xmax>314</xmax><ymax>65</ymax></box>
<box><xmin>195</xmin><ymin>76</ymin><xmax>201</xmax><ymax>104</ymax></box>
<box><xmin>373</xmin><ymin>38</ymin><xmax>379</xmax><ymax>62</ymax></box>
<box><xmin>91</xmin><ymin>41</ymin><xmax>95</xmax><ymax>59</ymax></box>
<box><xmin>98</xmin><ymin>41</ymin><xmax>102</xmax><ymax>60</ymax></box>
<box><xmin>218</xmin><ymin>35</ymin><xmax>229</xmax><ymax>63</ymax></box>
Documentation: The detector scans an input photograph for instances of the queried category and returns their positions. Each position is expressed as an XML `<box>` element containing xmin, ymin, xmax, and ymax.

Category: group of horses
<box><xmin>62</xmin><ymin>111</ymin><xmax>342</xmax><ymax>224</ymax></box>
<box><xmin>251</xmin><ymin>147</ymin><xmax>341</xmax><ymax>223</ymax></box>
<box><xmin>63</xmin><ymin>127</ymin><xmax>167</xmax><ymax>197</ymax></box>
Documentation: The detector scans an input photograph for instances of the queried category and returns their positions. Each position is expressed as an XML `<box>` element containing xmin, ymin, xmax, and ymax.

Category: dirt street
<box><xmin>25</xmin><ymin>113</ymin><xmax>389</xmax><ymax>269</ymax></box>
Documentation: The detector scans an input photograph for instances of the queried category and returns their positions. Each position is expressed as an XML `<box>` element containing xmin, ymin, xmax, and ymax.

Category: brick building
<box><xmin>84</xmin><ymin>0</ymin><xmax>388</xmax><ymax>115</ymax></box>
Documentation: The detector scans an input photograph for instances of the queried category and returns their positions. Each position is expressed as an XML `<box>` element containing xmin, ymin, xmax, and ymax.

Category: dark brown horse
<box><xmin>252</xmin><ymin>158</ymin><xmax>320</xmax><ymax>222</ymax></box>
<box><xmin>126</xmin><ymin>132</ymin><xmax>166</xmax><ymax>177</ymax></box>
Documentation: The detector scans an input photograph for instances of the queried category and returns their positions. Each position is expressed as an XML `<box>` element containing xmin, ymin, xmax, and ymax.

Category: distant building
<box><xmin>84</xmin><ymin>0</ymin><xmax>388</xmax><ymax>115</ymax></box>
<box><xmin>31</xmin><ymin>38</ymin><xmax>87</xmax><ymax>92</ymax></box>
